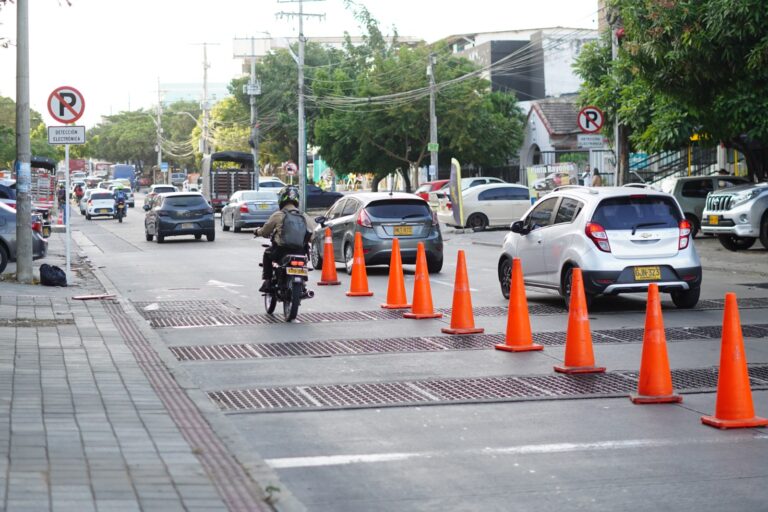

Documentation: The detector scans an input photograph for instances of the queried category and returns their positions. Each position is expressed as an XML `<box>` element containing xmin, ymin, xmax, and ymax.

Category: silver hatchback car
<box><xmin>498</xmin><ymin>185</ymin><xmax>702</xmax><ymax>308</ymax></box>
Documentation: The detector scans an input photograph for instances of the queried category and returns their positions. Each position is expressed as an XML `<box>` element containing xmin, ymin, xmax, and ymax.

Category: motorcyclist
<box><xmin>255</xmin><ymin>185</ymin><xmax>316</xmax><ymax>293</ymax></box>
<box><xmin>113</xmin><ymin>185</ymin><xmax>127</xmax><ymax>218</ymax></box>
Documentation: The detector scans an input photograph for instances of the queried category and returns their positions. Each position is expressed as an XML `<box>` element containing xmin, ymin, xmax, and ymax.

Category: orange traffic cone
<box><xmin>381</xmin><ymin>238</ymin><xmax>410</xmax><ymax>309</ymax></box>
<box><xmin>442</xmin><ymin>250</ymin><xmax>483</xmax><ymax>334</ymax></box>
<box><xmin>317</xmin><ymin>228</ymin><xmax>340</xmax><ymax>286</ymax></box>
<box><xmin>404</xmin><ymin>242</ymin><xmax>442</xmax><ymax>319</ymax></box>
<box><xmin>495</xmin><ymin>258</ymin><xmax>543</xmax><ymax>352</ymax></box>
<box><xmin>554</xmin><ymin>268</ymin><xmax>604</xmax><ymax>373</ymax></box>
<box><xmin>630</xmin><ymin>283</ymin><xmax>682</xmax><ymax>404</ymax></box>
<box><xmin>57</xmin><ymin>209</ymin><xmax>63</xmax><ymax>225</ymax></box>
<box><xmin>346</xmin><ymin>232</ymin><xmax>373</xmax><ymax>297</ymax></box>
<box><xmin>701</xmin><ymin>293</ymin><xmax>768</xmax><ymax>429</ymax></box>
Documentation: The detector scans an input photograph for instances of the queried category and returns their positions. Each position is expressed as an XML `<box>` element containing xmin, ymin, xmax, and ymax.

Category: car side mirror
<box><xmin>315</xmin><ymin>216</ymin><xmax>326</xmax><ymax>226</ymax></box>
<box><xmin>511</xmin><ymin>220</ymin><xmax>526</xmax><ymax>234</ymax></box>
<box><xmin>143</xmin><ymin>204</ymin><xmax>150</xmax><ymax>211</ymax></box>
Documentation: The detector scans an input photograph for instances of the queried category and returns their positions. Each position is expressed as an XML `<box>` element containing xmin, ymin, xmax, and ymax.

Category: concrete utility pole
<box><xmin>277</xmin><ymin>0</ymin><xmax>324</xmax><ymax>212</ymax></box>
<box><xmin>15</xmin><ymin>0</ymin><xmax>33</xmax><ymax>283</ymax></box>
<box><xmin>427</xmin><ymin>54</ymin><xmax>438</xmax><ymax>184</ymax></box>
<box><xmin>156</xmin><ymin>78</ymin><xmax>164</xmax><ymax>184</ymax></box>
<box><xmin>201</xmin><ymin>43</ymin><xmax>212</xmax><ymax>156</ymax></box>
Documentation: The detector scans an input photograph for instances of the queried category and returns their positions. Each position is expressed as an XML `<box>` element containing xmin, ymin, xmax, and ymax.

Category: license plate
<box><xmin>634</xmin><ymin>266</ymin><xmax>661</xmax><ymax>281</ymax></box>
<box><xmin>708</xmin><ymin>215</ymin><xmax>719</xmax><ymax>225</ymax></box>
<box><xmin>257</xmin><ymin>203</ymin><xmax>269</xmax><ymax>209</ymax></box>
<box><xmin>393</xmin><ymin>225</ymin><xmax>413</xmax><ymax>236</ymax></box>
<box><xmin>98</xmin><ymin>209</ymin><xmax>109</xmax><ymax>213</ymax></box>
<box><xmin>181</xmin><ymin>223</ymin><xmax>195</xmax><ymax>229</ymax></box>
<box><xmin>286</xmin><ymin>267</ymin><xmax>307</xmax><ymax>276</ymax></box>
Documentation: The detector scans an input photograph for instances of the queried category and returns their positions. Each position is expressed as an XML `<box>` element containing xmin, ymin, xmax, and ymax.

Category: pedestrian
<box><xmin>591</xmin><ymin>168</ymin><xmax>603</xmax><ymax>187</ymax></box>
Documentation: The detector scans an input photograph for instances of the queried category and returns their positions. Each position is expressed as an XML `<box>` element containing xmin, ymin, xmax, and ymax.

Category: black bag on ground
<box><xmin>280</xmin><ymin>209</ymin><xmax>308</xmax><ymax>250</ymax></box>
<box><xmin>40</xmin><ymin>264</ymin><xmax>67</xmax><ymax>287</ymax></box>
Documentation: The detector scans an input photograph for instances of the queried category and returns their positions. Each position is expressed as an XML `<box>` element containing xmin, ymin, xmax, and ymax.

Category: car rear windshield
<box><xmin>91</xmin><ymin>193</ymin><xmax>113</xmax><ymax>200</ymax></box>
<box><xmin>154</xmin><ymin>187</ymin><xmax>176</xmax><ymax>193</ymax></box>
<box><xmin>242</xmin><ymin>191</ymin><xmax>277</xmax><ymax>201</ymax></box>
<box><xmin>591</xmin><ymin>195</ymin><xmax>682</xmax><ymax>230</ymax></box>
<box><xmin>163</xmin><ymin>196</ymin><xmax>209</xmax><ymax>208</ymax></box>
<box><xmin>365</xmin><ymin>199</ymin><xmax>431</xmax><ymax>219</ymax></box>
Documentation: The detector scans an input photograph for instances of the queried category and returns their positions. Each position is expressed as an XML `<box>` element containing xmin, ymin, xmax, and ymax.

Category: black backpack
<box><xmin>40</xmin><ymin>264</ymin><xmax>67</xmax><ymax>287</ymax></box>
<box><xmin>280</xmin><ymin>209</ymin><xmax>308</xmax><ymax>249</ymax></box>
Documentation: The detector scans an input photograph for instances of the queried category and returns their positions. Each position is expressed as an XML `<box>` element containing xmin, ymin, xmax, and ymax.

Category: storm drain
<box><xmin>170</xmin><ymin>323</ymin><xmax>768</xmax><ymax>362</ymax></box>
<box><xmin>208</xmin><ymin>364</ymin><xmax>768</xmax><ymax>412</ymax></box>
<box><xmin>133</xmin><ymin>300</ymin><xmax>242</xmax><ymax>319</ymax></box>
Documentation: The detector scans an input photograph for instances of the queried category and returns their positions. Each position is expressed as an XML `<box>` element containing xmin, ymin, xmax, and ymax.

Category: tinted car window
<box><xmin>341</xmin><ymin>199</ymin><xmax>359</xmax><ymax>217</ymax></box>
<box><xmin>366</xmin><ymin>200</ymin><xmax>430</xmax><ymax>219</ymax></box>
<box><xmin>91</xmin><ymin>193</ymin><xmax>113</xmax><ymax>200</ymax></box>
<box><xmin>592</xmin><ymin>196</ymin><xmax>682</xmax><ymax>230</ymax></box>
<box><xmin>153</xmin><ymin>186</ymin><xmax>176</xmax><ymax>194</ymax></box>
<box><xmin>163</xmin><ymin>196</ymin><xmax>209</xmax><ymax>208</ymax></box>
<box><xmin>498</xmin><ymin>187</ymin><xmax>529</xmax><ymax>200</ymax></box>
<box><xmin>681</xmin><ymin>179</ymin><xmax>712</xmax><ymax>198</ymax></box>
<box><xmin>527</xmin><ymin>197</ymin><xmax>558</xmax><ymax>228</ymax></box>
<box><xmin>259</xmin><ymin>181</ymin><xmax>283</xmax><ymax>188</ymax></box>
<box><xmin>478</xmin><ymin>188</ymin><xmax>502</xmax><ymax>201</ymax></box>
<box><xmin>0</xmin><ymin>185</ymin><xmax>15</xmax><ymax>200</ymax></box>
<box><xmin>554</xmin><ymin>197</ymin><xmax>583</xmax><ymax>224</ymax></box>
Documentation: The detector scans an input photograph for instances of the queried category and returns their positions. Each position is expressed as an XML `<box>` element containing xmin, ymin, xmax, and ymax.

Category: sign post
<box><xmin>285</xmin><ymin>161</ymin><xmax>298</xmax><ymax>185</ymax></box>
<box><xmin>47</xmin><ymin>86</ymin><xmax>85</xmax><ymax>282</ymax></box>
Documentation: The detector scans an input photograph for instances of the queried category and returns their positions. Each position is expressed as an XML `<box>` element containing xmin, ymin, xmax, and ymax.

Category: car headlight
<box><xmin>730</xmin><ymin>188</ymin><xmax>765</xmax><ymax>208</ymax></box>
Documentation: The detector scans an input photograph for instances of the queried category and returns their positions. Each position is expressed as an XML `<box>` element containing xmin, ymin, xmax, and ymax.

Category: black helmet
<box><xmin>278</xmin><ymin>185</ymin><xmax>300</xmax><ymax>208</ymax></box>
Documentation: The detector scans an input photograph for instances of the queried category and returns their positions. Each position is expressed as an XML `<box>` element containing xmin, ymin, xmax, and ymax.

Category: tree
<box><xmin>0</xmin><ymin>96</ymin><xmax>57</xmax><ymax>168</ymax></box>
<box><xmin>578</xmin><ymin>1</ymin><xmax>768</xmax><ymax>182</ymax></box>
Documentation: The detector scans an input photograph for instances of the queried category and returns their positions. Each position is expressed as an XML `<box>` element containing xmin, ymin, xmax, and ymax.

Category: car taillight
<box><xmin>446</xmin><ymin>201</ymin><xmax>453</xmax><ymax>210</ymax></box>
<box><xmin>8</xmin><ymin>202</ymin><xmax>15</xmax><ymax>209</ymax></box>
<box><xmin>239</xmin><ymin>204</ymin><xmax>249</xmax><ymax>213</ymax></box>
<box><xmin>357</xmin><ymin>208</ymin><xmax>372</xmax><ymax>228</ymax></box>
<box><xmin>585</xmin><ymin>222</ymin><xmax>611</xmax><ymax>252</ymax></box>
<box><xmin>31</xmin><ymin>220</ymin><xmax>41</xmax><ymax>232</ymax></box>
<box><xmin>678</xmin><ymin>219</ymin><xmax>691</xmax><ymax>250</ymax></box>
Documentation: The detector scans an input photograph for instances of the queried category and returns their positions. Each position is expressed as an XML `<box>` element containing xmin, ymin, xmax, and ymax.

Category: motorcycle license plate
<box><xmin>286</xmin><ymin>267</ymin><xmax>307</xmax><ymax>276</ymax></box>
<box><xmin>181</xmin><ymin>223</ymin><xmax>195</xmax><ymax>229</ymax></box>
<box><xmin>634</xmin><ymin>266</ymin><xmax>661</xmax><ymax>281</ymax></box>
<box><xmin>708</xmin><ymin>215</ymin><xmax>719</xmax><ymax>225</ymax></box>
<box><xmin>393</xmin><ymin>225</ymin><xmax>413</xmax><ymax>236</ymax></box>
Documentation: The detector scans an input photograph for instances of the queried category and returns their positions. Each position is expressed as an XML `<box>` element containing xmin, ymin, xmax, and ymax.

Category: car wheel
<box><xmin>671</xmin><ymin>287</ymin><xmax>700</xmax><ymax>309</ymax></box>
<box><xmin>207</xmin><ymin>231</ymin><xmax>215</xmax><ymax>242</ymax></box>
<box><xmin>157</xmin><ymin>234</ymin><xmax>165</xmax><ymax>244</ymax></box>
<box><xmin>685</xmin><ymin>214</ymin><xmax>700</xmax><ymax>239</ymax></box>
<box><xmin>311</xmin><ymin>239</ymin><xmax>323</xmax><ymax>269</ymax></box>
<box><xmin>467</xmin><ymin>213</ymin><xmax>488</xmax><ymax>231</ymax></box>
<box><xmin>760</xmin><ymin>212</ymin><xmax>768</xmax><ymax>250</ymax></box>
<box><xmin>0</xmin><ymin>244</ymin><xmax>8</xmax><ymax>273</ymax></box>
<box><xmin>194</xmin><ymin>234</ymin><xmax>202</xmax><ymax>240</ymax></box>
<box><xmin>427</xmin><ymin>256</ymin><xmax>443</xmax><ymax>274</ymax></box>
<box><xmin>145</xmin><ymin>232</ymin><xmax>153</xmax><ymax>242</ymax></box>
<box><xmin>498</xmin><ymin>258</ymin><xmax>512</xmax><ymax>300</ymax></box>
<box><xmin>561</xmin><ymin>265</ymin><xmax>594</xmax><ymax>310</ymax></box>
<box><xmin>222</xmin><ymin>215</ymin><xmax>230</xmax><ymax>232</ymax></box>
<box><xmin>344</xmin><ymin>243</ymin><xmax>354</xmax><ymax>275</ymax></box>
<box><xmin>717</xmin><ymin>234</ymin><xmax>756</xmax><ymax>251</ymax></box>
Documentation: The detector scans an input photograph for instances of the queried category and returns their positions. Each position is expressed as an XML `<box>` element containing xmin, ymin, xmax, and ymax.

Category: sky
<box><xmin>0</xmin><ymin>0</ymin><xmax>599</xmax><ymax>128</ymax></box>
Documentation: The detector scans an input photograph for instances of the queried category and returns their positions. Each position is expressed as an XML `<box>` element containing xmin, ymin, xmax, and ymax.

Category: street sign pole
<box><xmin>65</xmin><ymin>141</ymin><xmax>71</xmax><ymax>280</ymax></box>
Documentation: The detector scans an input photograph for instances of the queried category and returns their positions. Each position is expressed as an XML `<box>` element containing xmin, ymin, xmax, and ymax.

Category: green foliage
<box><xmin>0</xmin><ymin>96</ymin><xmax>57</xmax><ymax>168</ymax></box>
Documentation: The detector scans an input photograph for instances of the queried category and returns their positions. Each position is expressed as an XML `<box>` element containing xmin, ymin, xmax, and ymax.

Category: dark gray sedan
<box><xmin>0</xmin><ymin>202</ymin><xmax>48</xmax><ymax>273</ymax></box>
<box><xmin>221</xmin><ymin>189</ymin><xmax>279</xmax><ymax>232</ymax></box>
<box><xmin>310</xmin><ymin>192</ymin><xmax>443</xmax><ymax>274</ymax></box>
<box><xmin>143</xmin><ymin>192</ymin><xmax>215</xmax><ymax>243</ymax></box>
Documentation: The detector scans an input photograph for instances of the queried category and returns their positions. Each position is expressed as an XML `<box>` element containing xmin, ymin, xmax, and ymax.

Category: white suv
<box><xmin>700</xmin><ymin>182</ymin><xmax>768</xmax><ymax>251</ymax></box>
<box><xmin>498</xmin><ymin>185</ymin><xmax>702</xmax><ymax>308</ymax></box>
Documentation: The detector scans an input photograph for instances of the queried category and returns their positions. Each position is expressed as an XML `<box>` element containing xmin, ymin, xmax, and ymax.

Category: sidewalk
<box><xmin>0</xmin><ymin>231</ymin><xmax>297</xmax><ymax>512</ymax></box>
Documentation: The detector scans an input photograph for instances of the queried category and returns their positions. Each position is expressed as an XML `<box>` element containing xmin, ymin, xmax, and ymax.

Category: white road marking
<box><xmin>266</xmin><ymin>436</ymin><xmax>766</xmax><ymax>469</ymax></box>
<box><xmin>430</xmin><ymin>279</ymin><xmax>478</xmax><ymax>292</ymax></box>
<box><xmin>143</xmin><ymin>303</ymin><xmax>159</xmax><ymax>311</ymax></box>
<box><xmin>207</xmin><ymin>280</ymin><xmax>244</xmax><ymax>288</ymax></box>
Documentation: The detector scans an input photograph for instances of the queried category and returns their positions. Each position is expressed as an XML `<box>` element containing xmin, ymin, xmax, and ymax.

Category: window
<box><xmin>681</xmin><ymin>179</ymin><xmax>713</xmax><ymax>198</ymax></box>
<box><xmin>326</xmin><ymin>199</ymin><xmax>346</xmax><ymax>220</ymax></box>
<box><xmin>341</xmin><ymin>199</ymin><xmax>360</xmax><ymax>217</ymax></box>
<box><xmin>478</xmin><ymin>188</ymin><xmax>502</xmax><ymax>201</ymax></box>
<box><xmin>91</xmin><ymin>193</ymin><xmax>113</xmax><ymax>201</ymax></box>
<box><xmin>527</xmin><ymin>197</ymin><xmax>558</xmax><ymax>229</ymax></box>
<box><xmin>554</xmin><ymin>197</ymin><xmax>583</xmax><ymax>224</ymax></box>
<box><xmin>260</xmin><ymin>181</ymin><xmax>283</xmax><ymax>188</ymax></box>
<box><xmin>365</xmin><ymin>199</ymin><xmax>430</xmax><ymax>219</ymax></box>
<box><xmin>592</xmin><ymin>196</ymin><xmax>682</xmax><ymax>230</ymax></box>
<box><xmin>163</xmin><ymin>196</ymin><xmax>208</xmax><ymax>208</ymax></box>
<box><xmin>498</xmin><ymin>187</ymin><xmax>529</xmax><ymax>200</ymax></box>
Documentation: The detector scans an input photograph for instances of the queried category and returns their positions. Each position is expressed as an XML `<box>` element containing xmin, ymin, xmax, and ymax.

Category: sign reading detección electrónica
<box><xmin>48</xmin><ymin>126</ymin><xmax>86</xmax><ymax>145</ymax></box>
<box><xmin>47</xmin><ymin>86</ymin><xmax>86</xmax><ymax>124</ymax></box>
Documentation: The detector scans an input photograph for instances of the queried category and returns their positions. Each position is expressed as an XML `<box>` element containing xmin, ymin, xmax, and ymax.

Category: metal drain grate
<box><xmin>208</xmin><ymin>364</ymin><xmax>768</xmax><ymax>412</ymax></box>
<box><xmin>133</xmin><ymin>300</ymin><xmax>241</xmax><ymax>319</ymax></box>
<box><xmin>170</xmin><ymin>322</ymin><xmax>768</xmax><ymax>362</ymax></box>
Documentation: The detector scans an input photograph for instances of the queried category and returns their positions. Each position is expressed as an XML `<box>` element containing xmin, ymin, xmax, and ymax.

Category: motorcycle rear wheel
<box><xmin>283</xmin><ymin>281</ymin><xmax>302</xmax><ymax>322</ymax></box>
<box><xmin>264</xmin><ymin>287</ymin><xmax>277</xmax><ymax>314</ymax></box>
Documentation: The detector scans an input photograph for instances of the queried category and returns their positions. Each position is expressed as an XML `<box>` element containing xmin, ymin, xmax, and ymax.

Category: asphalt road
<box><xmin>71</xmin><ymin>194</ymin><xmax>768</xmax><ymax>512</ymax></box>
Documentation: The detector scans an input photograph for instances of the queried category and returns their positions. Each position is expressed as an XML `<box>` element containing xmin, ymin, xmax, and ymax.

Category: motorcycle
<box><xmin>114</xmin><ymin>199</ymin><xmax>126</xmax><ymax>223</ymax></box>
<box><xmin>261</xmin><ymin>243</ymin><xmax>314</xmax><ymax>322</ymax></box>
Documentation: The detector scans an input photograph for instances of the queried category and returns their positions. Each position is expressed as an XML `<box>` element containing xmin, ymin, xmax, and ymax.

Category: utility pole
<box><xmin>156</xmin><ymin>78</ymin><xmax>164</xmax><ymax>184</ymax></box>
<box><xmin>249</xmin><ymin>39</ymin><xmax>261</xmax><ymax>190</ymax></box>
<box><xmin>277</xmin><ymin>0</ymin><xmax>324</xmax><ymax>212</ymax></box>
<box><xmin>15</xmin><ymin>0</ymin><xmax>33</xmax><ymax>283</ymax></box>
<box><xmin>608</xmin><ymin>9</ymin><xmax>626</xmax><ymax>185</ymax></box>
<box><xmin>427</xmin><ymin>54</ymin><xmax>438</xmax><ymax>184</ymax></box>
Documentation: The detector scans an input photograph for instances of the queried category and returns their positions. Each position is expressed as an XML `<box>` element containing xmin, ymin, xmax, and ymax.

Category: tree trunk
<box><xmin>371</xmin><ymin>175</ymin><xmax>383</xmax><ymax>192</ymax></box>
<box><xmin>401</xmin><ymin>167</ymin><xmax>412</xmax><ymax>193</ymax></box>
<box><xmin>730</xmin><ymin>137</ymin><xmax>768</xmax><ymax>183</ymax></box>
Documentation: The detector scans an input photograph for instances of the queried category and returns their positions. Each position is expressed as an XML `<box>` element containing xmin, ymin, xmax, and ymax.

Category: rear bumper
<box><xmin>362</xmin><ymin>233</ymin><xmax>444</xmax><ymax>266</ymax></box>
<box><xmin>158</xmin><ymin>217</ymin><xmax>215</xmax><ymax>237</ymax></box>
<box><xmin>582</xmin><ymin>265</ymin><xmax>702</xmax><ymax>296</ymax></box>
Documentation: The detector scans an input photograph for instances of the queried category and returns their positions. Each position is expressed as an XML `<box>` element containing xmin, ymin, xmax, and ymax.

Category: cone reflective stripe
<box><xmin>404</xmin><ymin>242</ymin><xmax>442</xmax><ymax>319</ymax></box>
<box><xmin>346</xmin><ymin>231</ymin><xmax>373</xmax><ymax>297</ymax></box>
<box><xmin>442</xmin><ymin>250</ymin><xmax>483</xmax><ymax>334</ymax></box>
<box><xmin>630</xmin><ymin>284</ymin><xmax>682</xmax><ymax>404</ymax></box>
<box><xmin>381</xmin><ymin>237</ymin><xmax>410</xmax><ymax>309</ymax></box>
<box><xmin>701</xmin><ymin>293</ymin><xmax>768</xmax><ymax>429</ymax></box>
<box><xmin>495</xmin><ymin>258</ymin><xmax>543</xmax><ymax>352</ymax></box>
<box><xmin>554</xmin><ymin>268</ymin><xmax>604</xmax><ymax>373</ymax></box>
<box><xmin>318</xmin><ymin>228</ymin><xmax>340</xmax><ymax>286</ymax></box>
